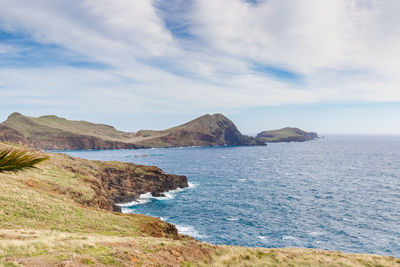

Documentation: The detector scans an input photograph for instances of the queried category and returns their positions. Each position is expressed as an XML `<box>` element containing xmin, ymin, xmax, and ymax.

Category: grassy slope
<box><xmin>3</xmin><ymin>113</ymin><xmax>136</xmax><ymax>142</ymax></box>
<box><xmin>2</xmin><ymin>113</ymin><xmax>256</xmax><ymax>149</ymax></box>
<box><xmin>0</xmin><ymin>144</ymin><xmax>399</xmax><ymax>266</ymax></box>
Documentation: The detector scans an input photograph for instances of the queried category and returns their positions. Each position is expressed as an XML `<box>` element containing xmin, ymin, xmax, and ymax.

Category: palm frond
<box><xmin>0</xmin><ymin>148</ymin><xmax>49</xmax><ymax>173</ymax></box>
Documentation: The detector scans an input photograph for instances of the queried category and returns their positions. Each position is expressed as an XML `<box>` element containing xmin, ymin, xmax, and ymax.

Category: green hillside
<box><xmin>4</xmin><ymin>113</ymin><xmax>135</xmax><ymax>142</ymax></box>
<box><xmin>1</xmin><ymin>113</ymin><xmax>264</xmax><ymax>150</ymax></box>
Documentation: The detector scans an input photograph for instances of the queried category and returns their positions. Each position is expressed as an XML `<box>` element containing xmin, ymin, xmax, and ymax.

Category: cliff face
<box><xmin>256</xmin><ymin>127</ymin><xmax>318</xmax><ymax>142</ymax></box>
<box><xmin>53</xmin><ymin>154</ymin><xmax>188</xmax><ymax>212</ymax></box>
<box><xmin>0</xmin><ymin>112</ymin><xmax>265</xmax><ymax>150</ymax></box>
<box><xmin>28</xmin><ymin>135</ymin><xmax>139</xmax><ymax>151</ymax></box>
<box><xmin>0</xmin><ymin>124</ymin><xmax>27</xmax><ymax>145</ymax></box>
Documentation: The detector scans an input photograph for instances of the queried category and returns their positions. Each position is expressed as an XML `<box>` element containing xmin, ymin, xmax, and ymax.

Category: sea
<box><xmin>60</xmin><ymin>135</ymin><xmax>400</xmax><ymax>257</ymax></box>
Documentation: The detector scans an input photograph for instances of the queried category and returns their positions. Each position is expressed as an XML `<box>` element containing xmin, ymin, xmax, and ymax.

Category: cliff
<box><xmin>0</xmin><ymin>112</ymin><xmax>265</xmax><ymax>150</ymax></box>
<box><xmin>24</xmin><ymin>151</ymin><xmax>188</xmax><ymax>212</ymax></box>
<box><xmin>256</xmin><ymin>127</ymin><xmax>318</xmax><ymax>142</ymax></box>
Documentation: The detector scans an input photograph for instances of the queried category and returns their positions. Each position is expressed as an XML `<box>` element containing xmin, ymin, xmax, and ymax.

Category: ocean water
<box><xmin>61</xmin><ymin>136</ymin><xmax>400</xmax><ymax>257</ymax></box>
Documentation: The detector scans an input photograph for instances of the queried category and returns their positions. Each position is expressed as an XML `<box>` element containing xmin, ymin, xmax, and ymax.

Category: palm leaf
<box><xmin>0</xmin><ymin>148</ymin><xmax>49</xmax><ymax>173</ymax></box>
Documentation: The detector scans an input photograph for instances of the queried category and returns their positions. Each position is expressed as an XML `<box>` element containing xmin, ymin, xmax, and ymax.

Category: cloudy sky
<box><xmin>0</xmin><ymin>0</ymin><xmax>399</xmax><ymax>134</ymax></box>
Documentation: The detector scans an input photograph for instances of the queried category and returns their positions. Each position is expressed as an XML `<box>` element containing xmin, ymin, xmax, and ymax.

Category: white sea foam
<box><xmin>117</xmin><ymin>192</ymin><xmax>153</xmax><ymax>207</ymax></box>
<box><xmin>282</xmin><ymin>235</ymin><xmax>297</xmax><ymax>241</ymax></box>
<box><xmin>238</xmin><ymin>178</ymin><xmax>246</xmax><ymax>182</ymax></box>
<box><xmin>153</xmin><ymin>187</ymin><xmax>184</xmax><ymax>200</ymax></box>
<box><xmin>188</xmin><ymin>182</ymin><xmax>198</xmax><ymax>188</ymax></box>
<box><xmin>176</xmin><ymin>224</ymin><xmax>205</xmax><ymax>239</ymax></box>
<box><xmin>309</xmin><ymin>232</ymin><xmax>322</xmax><ymax>237</ymax></box>
<box><xmin>120</xmin><ymin>207</ymin><xmax>134</xmax><ymax>214</ymax></box>
<box><xmin>118</xmin><ymin>182</ymin><xmax>197</xmax><ymax>211</ymax></box>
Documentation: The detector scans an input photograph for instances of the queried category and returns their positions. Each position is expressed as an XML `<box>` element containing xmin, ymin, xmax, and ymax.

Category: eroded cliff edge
<box><xmin>24</xmin><ymin>151</ymin><xmax>188</xmax><ymax>212</ymax></box>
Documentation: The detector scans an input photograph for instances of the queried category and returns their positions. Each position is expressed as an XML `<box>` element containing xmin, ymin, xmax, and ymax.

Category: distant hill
<box><xmin>0</xmin><ymin>112</ymin><xmax>265</xmax><ymax>150</ymax></box>
<box><xmin>134</xmin><ymin>113</ymin><xmax>264</xmax><ymax>148</ymax></box>
<box><xmin>256</xmin><ymin>127</ymin><xmax>318</xmax><ymax>142</ymax></box>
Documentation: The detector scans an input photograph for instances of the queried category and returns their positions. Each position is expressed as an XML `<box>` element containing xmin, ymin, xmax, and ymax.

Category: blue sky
<box><xmin>0</xmin><ymin>0</ymin><xmax>400</xmax><ymax>134</ymax></box>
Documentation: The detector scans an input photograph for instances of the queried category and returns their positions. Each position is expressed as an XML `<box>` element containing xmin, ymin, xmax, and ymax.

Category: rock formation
<box><xmin>47</xmin><ymin>153</ymin><xmax>188</xmax><ymax>212</ymax></box>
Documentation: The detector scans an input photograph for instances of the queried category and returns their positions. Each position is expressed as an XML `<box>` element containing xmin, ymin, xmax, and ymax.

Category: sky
<box><xmin>0</xmin><ymin>0</ymin><xmax>400</xmax><ymax>134</ymax></box>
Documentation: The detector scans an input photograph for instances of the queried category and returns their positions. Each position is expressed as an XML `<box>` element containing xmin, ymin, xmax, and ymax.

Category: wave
<box><xmin>175</xmin><ymin>224</ymin><xmax>205</xmax><ymax>239</ymax></box>
<box><xmin>188</xmin><ymin>182</ymin><xmax>198</xmax><ymax>188</ymax></box>
<box><xmin>117</xmin><ymin>192</ymin><xmax>153</xmax><ymax>207</ymax></box>
<box><xmin>118</xmin><ymin>182</ymin><xmax>198</xmax><ymax>211</ymax></box>
<box><xmin>282</xmin><ymin>235</ymin><xmax>297</xmax><ymax>241</ymax></box>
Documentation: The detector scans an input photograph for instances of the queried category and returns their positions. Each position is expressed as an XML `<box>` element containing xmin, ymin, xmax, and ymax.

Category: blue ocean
<box><xmin>62</xmin><ymin>136</ymin><xmax>400</xmax><ymax>257</ymax></box>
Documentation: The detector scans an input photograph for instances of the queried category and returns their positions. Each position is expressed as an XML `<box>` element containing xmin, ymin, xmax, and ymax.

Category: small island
<box><xmin>256</xmin><ymin>127</ymin><xmax>318</xmax><ymax>142</ymax></box>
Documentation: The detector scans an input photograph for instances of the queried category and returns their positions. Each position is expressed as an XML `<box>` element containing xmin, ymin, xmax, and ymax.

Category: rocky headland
<box><xmin>0</xmin><ymin>112</ymin><xmax>265</xmax><ymax>150</ymax></box>
<box><xmin>33</xmin><ymin>151</ymin><xmax>188</xmax><ymax>212</ymax></box>
<box><xmin>256</xmin><ymin>127</ymin><xmax>318</xmax><ymax>142</ymax></box>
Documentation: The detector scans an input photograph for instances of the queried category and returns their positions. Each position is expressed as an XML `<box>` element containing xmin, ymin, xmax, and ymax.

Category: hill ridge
<box><xmin>1</xmin><ymin>112</ymin><xmax>265</xmax><ymax>150</ymax></box>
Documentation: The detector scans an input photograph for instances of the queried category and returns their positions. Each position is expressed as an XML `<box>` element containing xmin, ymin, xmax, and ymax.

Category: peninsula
<box><xmin>0</xmin><ymin>112</ymin><xmax>265</xmax><ymax>150</ymax></box>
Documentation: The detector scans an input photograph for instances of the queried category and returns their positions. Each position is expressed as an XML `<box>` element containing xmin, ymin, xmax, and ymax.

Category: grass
<box><xmin>0</xmin><ymin>142</ymin><xmax>399</xmax><ymax>266</ymax></box>
<box><xmin>3</xmin><ymin>113</ymin><xmax>136</xmax><ymax>142</ymax></box>
<box><xmin>198</xmin><ymin>246</ymin><xmax>400</xmax><ymax>266</ymax></box>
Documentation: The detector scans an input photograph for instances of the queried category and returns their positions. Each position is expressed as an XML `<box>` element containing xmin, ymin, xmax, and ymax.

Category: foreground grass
<box><xmin>0</xmin><ymin>143</ymin><xmax>399</xmax><ymax>266</ymax></box>
<box><xmin>200</xmin><ymin>246</ymin><xmax>400</xmax><ymax>267</ymax></box>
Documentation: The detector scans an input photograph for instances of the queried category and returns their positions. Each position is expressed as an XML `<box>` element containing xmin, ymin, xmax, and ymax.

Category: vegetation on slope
<box><xmin>0</xmin><ymin>143</ymin><xmax>398</xmax><ymax>266</ymax></box>
<box><xmin>256</xmin><ymin>127</ymin><xmax>318</xmax><ymax>142</ymax></box>
<box><xmin>1</xmin><ymin>112</ymin><xmax>264</xmax><ymax>150</ymax></box>
<box><xmin>3</xmin><ymin>113</ymin><xmax>135</xmax><ymax>142</ymax></box>
<box><xmin>135</xmin><ymin>113</ymin><xmax>265</xmax><ymax>148</ymax></box>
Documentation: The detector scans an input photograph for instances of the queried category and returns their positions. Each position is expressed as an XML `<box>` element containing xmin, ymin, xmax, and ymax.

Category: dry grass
<box><xmin>198</xmin><ymin>246</ymin><xmax>400</xmax><ymax>267</ymax></box>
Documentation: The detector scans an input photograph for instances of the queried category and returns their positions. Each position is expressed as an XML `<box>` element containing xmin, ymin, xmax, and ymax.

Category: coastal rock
<box><xmin>56</xmin><ymin>155</ymin><xmax>188</xmax><ymax>212</ymax></box>
<box><xmin>256</xmin><ymin>127</ymin><xmax>318</xmax><ymax>142</ymax></box>
<box><xmin>99</xmin><ymin>165</ymin><xmax>188</xmax><ymax>207</ymax></box>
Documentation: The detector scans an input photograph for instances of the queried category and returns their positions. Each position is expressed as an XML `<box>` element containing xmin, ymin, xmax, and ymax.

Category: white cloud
<box><xmin>0</xmin><ymin>0</ymin><xmax>399</xmax><ymax>120</ymax></box>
